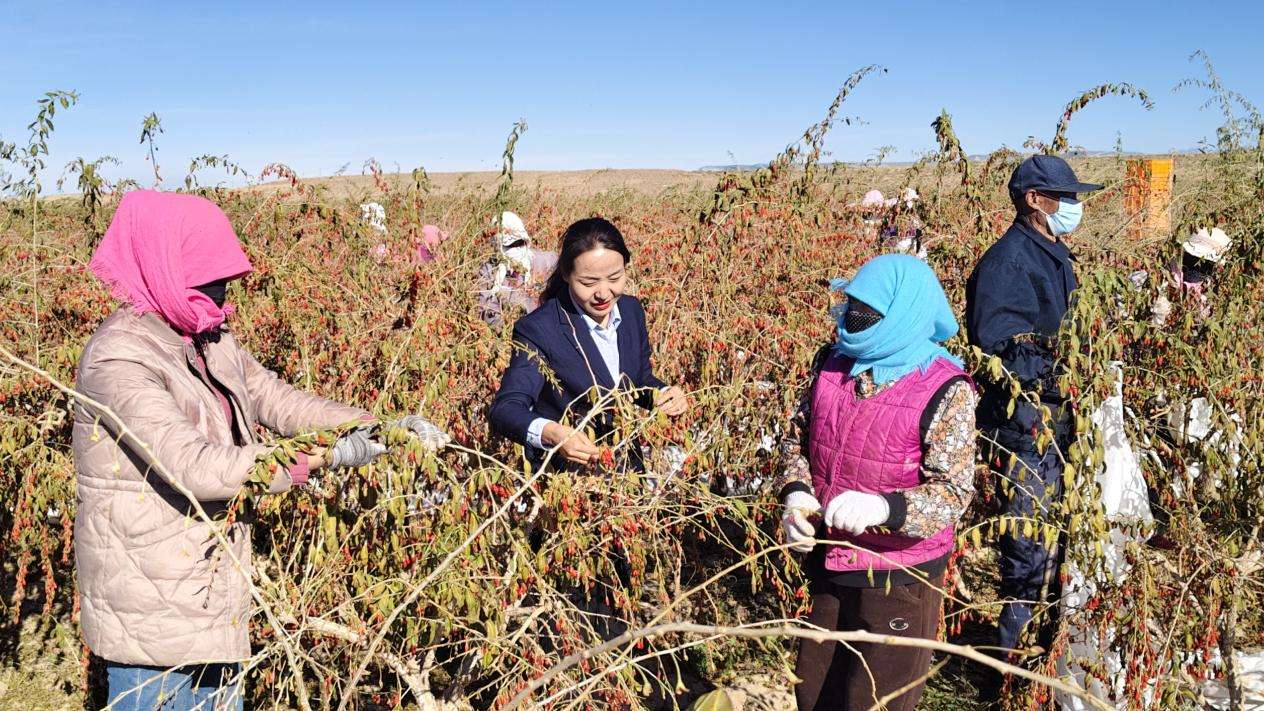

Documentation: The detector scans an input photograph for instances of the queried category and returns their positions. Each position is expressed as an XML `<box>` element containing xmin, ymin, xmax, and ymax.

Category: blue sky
<box><xmin>3</xmin><ymin>1</ymin><xmax>1261</xmax><ymax>187</ymax></box>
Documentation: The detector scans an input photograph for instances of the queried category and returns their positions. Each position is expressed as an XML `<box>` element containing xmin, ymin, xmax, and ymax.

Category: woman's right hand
<box><xmin>655</xmin><ymin>386</ymin><xmax>689</xmax><ymax>417</ymax></box>
<box><xmin>782</xmin><ymin>490</ymin><xmax>822</xmax><ymax>553</ymax></box>
<box><xmin>540</xmin><ymin>422</ymin><xmax>601</xmax><ymax>465</ymax></box>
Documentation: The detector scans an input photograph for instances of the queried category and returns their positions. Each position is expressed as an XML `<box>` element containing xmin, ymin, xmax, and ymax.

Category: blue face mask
<box><xmin>1042</xmin><ymin>198</ymin><xmax>1083</xmax><ymax>236</ymax></box>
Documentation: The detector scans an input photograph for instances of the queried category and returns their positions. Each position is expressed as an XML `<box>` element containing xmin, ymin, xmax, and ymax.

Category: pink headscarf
<box><xmin>89</xmin><ymin>190</ymin><xmax>253</xmax><ymax>335</ymax></box>
<box><xmin>415</xmin><ymin>224</ymin><xmax>447</xmax><ymax>263</ymax></box>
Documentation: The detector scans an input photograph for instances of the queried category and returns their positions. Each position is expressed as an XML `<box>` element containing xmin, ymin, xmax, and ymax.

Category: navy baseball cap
<box><xmin>1008</xmin><ymin>155</ymin><xmax>1103</xmax><ymax>198</ymax></box>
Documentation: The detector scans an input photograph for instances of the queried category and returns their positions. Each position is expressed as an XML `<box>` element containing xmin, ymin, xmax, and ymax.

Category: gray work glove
<box><xmin>329</xmin><ymin>426</ymin><xmax>388</xmax><ymax>469</ymax></box>
<box><xmin>396</xmin><ymin>414</ymin><xmax>452</xmax><ymax>452</ymax></box>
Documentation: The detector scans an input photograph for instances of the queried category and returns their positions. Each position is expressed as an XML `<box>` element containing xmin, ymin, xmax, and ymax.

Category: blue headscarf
<box><xmin>832</xmin><ymin>254</ymin><xmax>963</xmax><ymax>385</ymax></box>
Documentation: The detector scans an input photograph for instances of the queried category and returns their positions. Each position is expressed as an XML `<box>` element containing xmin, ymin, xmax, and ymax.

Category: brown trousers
<box><xmin>794</xmin><ymin>577</ymin><xmax>944</xmax><ymax>711</ymax></box>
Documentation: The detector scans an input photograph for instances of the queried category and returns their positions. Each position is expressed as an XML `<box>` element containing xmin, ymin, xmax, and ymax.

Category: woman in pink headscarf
<box><xmin>416</xmin><ymin>223</ymin><xmax>447</xmax><ymax>263</ymax></box>
<box><xmin>73</xmin><ymin>191</ymin><xmax>449</xmax><ymax>710</ymax></box>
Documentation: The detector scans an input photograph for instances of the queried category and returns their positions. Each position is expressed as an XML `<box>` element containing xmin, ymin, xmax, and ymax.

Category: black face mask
<box><xmin>194</xmin><ymin>278</ymin><xmax>230</xmax><ymax>309</ymax></box>
<box><xmin>843</xmin><ymin>300</ymin><xmax>882</xmax><ymax>334</ymax></box>
<box><xmin>1181</xmin><ymin>252</ymin><xmax>1215</xmax><ymax>285</ymax></box>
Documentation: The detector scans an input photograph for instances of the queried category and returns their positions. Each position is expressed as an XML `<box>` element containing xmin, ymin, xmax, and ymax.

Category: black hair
<box><xmin>540</xmin><ymin>217</ymin><xmax>632</xmax><ymax>303</ymax></box>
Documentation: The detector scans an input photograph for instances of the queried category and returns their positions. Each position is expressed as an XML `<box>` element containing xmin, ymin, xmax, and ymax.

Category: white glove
<box><xmin>823</xmin><ymin>491</ymin><xmax>890</xmax><ymax>535</ymax></box>
<box><xmin>781</xmin><ymin>491</ymin><xmax>822</xmax><ymax>553</ymax></box>
<box><xmin>329</xmin><ymin>426</ymin><xmax>388</xmax><ymax>469</ymax></box>
<box><xmin>396</xmin><ymin>414</ymin><xmax>452</xmax><ymax>452</ymax></box>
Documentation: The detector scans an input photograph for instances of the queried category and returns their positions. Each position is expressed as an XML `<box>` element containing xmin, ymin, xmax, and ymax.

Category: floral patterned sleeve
<box><xmin>899</xmin><ymin>379</ymin><xmax>978</xmax><ymax>539</ymax></box>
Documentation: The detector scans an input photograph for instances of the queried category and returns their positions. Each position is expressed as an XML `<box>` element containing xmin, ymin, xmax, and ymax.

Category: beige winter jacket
<box><xmin>72</xmin><ymin>306</ymin><xmax>368</xmax><ymax>666</ymax></box>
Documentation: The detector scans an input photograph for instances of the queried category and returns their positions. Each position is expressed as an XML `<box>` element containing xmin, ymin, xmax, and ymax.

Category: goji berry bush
<box><xmin>1</xmin><ymin>59</ymin><xmax>1261</xmax><ymax>710</ymax></box>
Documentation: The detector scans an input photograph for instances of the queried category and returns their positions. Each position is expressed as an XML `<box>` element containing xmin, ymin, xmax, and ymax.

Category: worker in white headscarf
<box><xmin>477</xmin><ymin>211</ymin><xmax>558</xmax><ymax>329</ymax></box>
<box><xmin>1150</xmin><ymin>226</ymin><xmax>1232</xmax><ymax>326</ymax></box>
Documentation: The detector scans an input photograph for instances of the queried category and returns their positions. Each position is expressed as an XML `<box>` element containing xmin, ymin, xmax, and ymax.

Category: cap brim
<box><xmin>1049</xmin><ymin>181</ymin><xmax>1104</xmax><ymax>193</ymax></box>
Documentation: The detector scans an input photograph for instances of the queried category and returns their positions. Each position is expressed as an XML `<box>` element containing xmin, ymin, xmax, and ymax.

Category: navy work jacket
<box><xmin>489</xmin><ymin>293</ymin><xmax>666</xmax><ymax>467</ymax></box>
<box><xmin>966</xmin><ymin>219</ymin><xmax>1077</xmax><ymax>443</ymax></box>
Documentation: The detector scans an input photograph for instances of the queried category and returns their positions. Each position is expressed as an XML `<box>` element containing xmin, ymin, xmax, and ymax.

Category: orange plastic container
<box><xmin>1124</xmin><ymin>158</ymin><xmax>1174</xmax><ymax>239</ymax></box>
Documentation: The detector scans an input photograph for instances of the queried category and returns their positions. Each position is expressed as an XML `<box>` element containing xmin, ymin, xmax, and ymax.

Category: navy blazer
<box><xmin>489</xmin><ymin>293</ymin><xmax>667</xmax><ymax>459</ymax></box>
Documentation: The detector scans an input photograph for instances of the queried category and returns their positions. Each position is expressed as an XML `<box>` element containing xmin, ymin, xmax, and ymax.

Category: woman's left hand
<box><xmin>655</xmin><ymin>386</ymin><xmax>689</xmax><ymax>417</ymax></box>
<box><xmin>823</xmin><ymin>491</ymin><xmax>890</xmax><ymax>535</ymax></box>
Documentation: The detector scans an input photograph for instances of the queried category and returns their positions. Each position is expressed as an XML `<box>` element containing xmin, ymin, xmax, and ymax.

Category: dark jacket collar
<box><xmin>1012</xmin><ymin>218</ymin><xmax>1075</xmax><ymax>264</ymax></box>
<box><xmin>554</xmin><ymin>290</ymin><xmax>585</xmax><ymax>325</ymax></box>
<box><xmin>552</xmin><ymin>293</ymin><xmax>615</xmax><ymax>389</ymax></box>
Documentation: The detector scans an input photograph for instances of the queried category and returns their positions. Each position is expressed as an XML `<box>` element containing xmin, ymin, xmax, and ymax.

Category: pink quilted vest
<box><xmin>809</xmin><ymin>354</ymin><xmax>966</xmax><ymax>573</ymax></box>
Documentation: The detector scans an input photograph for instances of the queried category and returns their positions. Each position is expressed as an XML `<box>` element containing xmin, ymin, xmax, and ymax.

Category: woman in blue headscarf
<box><xmin>774</xmin><ymin>254</ymin><xmax>979</xmax><ymax>711</ymax></box>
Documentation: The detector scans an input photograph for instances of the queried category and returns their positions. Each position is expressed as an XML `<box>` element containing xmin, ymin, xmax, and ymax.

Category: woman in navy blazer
<box><xmin>489</xmin><ymin>217</ymin><xmax>688</xmax><ymax>469</ymax></box>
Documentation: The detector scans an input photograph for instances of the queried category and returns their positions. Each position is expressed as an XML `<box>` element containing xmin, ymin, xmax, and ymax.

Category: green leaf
<box><xmin>688</xmin><ymin>690</ymin><xmax>735</xmax><ymax>711</ymax></box>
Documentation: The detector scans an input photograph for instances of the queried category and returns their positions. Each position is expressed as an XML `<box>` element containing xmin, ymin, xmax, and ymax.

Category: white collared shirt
<box><xmin>579</xmin><ymin>303</ymin><xmax>622</xmax><ymax>384</ymax></box>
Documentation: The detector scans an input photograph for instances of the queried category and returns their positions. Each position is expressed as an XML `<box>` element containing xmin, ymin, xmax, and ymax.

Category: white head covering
<box><xmin>1182</xmin><ymin>227</ymin><xmax>1232</xmax><ymax>263</ymax></box>
<box><xmin>860</xmin><ymin>189</ymin><xmax>885</xmax><ymax>208</ymax></box>
<box><xmin>491</xmin><ymin>211</ymin><xmax>534</xmax><ymax>283</ymax></box>
<box><xmin>494</xmin><ymin>211</ymin><xmax>531</xmax><ymax>250</ymax></box>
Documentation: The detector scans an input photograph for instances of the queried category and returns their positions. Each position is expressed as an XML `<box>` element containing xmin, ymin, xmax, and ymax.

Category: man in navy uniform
<box><xmin>966</xmin><ymin>155</ymin><xmax>1102</xmax><ymax>654</ymax></box>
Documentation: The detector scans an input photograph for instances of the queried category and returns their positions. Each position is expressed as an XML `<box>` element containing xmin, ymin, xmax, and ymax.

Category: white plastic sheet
<box><xmin>1092</xmin><ymin>370</ymin><xmax>1155</xmax><ymax>527</ymax></box>
<box><xmin>1057</xmin><ymin>363</ymin><xmax>1153</xmax><ymax>710</ymax></box>
<box><xmin>1166</xmin><ymin>396</ymin><xmax>1241</xmax><ymax>496</ymax></box>
<box><xmin>1201</xmin><ymin>651</ymin><xmax>1264</xmax><ymax>710</ymax></box>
